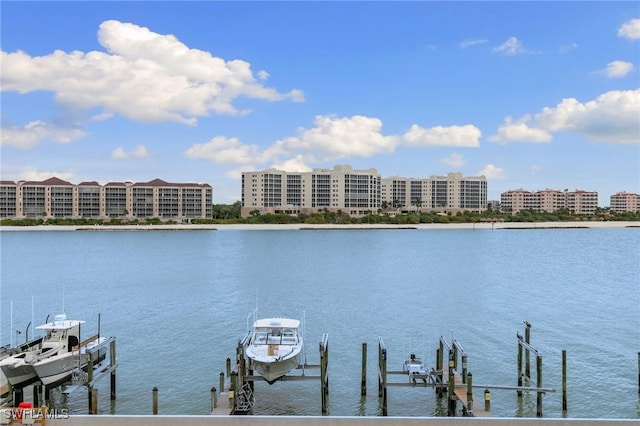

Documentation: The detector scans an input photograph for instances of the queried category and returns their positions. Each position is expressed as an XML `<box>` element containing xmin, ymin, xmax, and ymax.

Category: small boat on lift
<box><xmin>403</xmin><ymin>353</ymin><xmax>428</xmax><ymax>383</ymax></box>
<box><xmin>32</xmin><ymin>316</ymin><xmax>107</xmax><ymax>387</ymax></box>
<box><xmin>244</xmin><ymin>318</ymin><xmax>303</xmax><ymax>384</ymax></box>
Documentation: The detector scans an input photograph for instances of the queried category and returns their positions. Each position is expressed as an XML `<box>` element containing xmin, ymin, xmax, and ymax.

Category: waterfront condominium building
<box><xmin>610</xmin><ymin>191</ymin><xmax>640</xmax><ymax>213</ymax></box>
<box><xmin>380</xmin><ymin>172</ymin><xmax>487</xmax><ymax>213</ymax></box>
<box><xmin>241</xmin><ymin>165</ymin><xmax>487</xmax><ymax>218</ymax></box>
<box><xmin>0</xmin><ymin>177</ymin><xmax>213</xmax><ymax>220</ymax></box>
<box><xmin>500</xmin><ymin>188</ymin><xmax>598</xmax><ymax>215</ymax></box>
<box><xmin>241</xmin><ymin>164</ymin><xmax>381</xmax><ymax>218</ymax></box>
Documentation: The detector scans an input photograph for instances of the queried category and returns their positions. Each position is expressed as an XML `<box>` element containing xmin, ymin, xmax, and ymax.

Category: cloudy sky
<box><xmin>1</xmin><ymin>2</ymin><xmax>639</xmax><ymax>204</ymax></box>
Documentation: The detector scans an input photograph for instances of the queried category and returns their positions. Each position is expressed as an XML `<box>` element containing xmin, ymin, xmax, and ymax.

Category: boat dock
<box><xmin>210</xmin><ymin>333</ymin><xmax>329</xmax><ymax>416</ymax></box>
<box><xmin>371</xmin><ymin>322</ymin><xmax>558</xmax><ymax>417</ymax></box>
<box><xmin>1</xmin><ymin>336</ymin><xmax>117</xmax><ymax>415</ymax></box>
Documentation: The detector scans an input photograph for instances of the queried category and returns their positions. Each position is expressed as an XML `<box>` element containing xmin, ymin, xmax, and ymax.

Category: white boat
<box><xmin>403</xmin><ymin>353</ymin><xmax>428</xmax><ymax>383</ymax></box>
<box><xmin>31</xmin><ymin>318</ymin><xmax>107</xmax><ymax>387</ymax></box>
<box><xmin>244</xmin><ymin>318</ymin><xmax>303</xmax><ymax>384</ymax></box>
<box><xmin>0</xmin><ymin>314</ymin><xmax>76</xmax><ymax>387</ymax></box>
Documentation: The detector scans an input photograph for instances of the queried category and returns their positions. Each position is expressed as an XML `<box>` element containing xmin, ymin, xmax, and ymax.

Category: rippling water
<box><xmin>0</xmin><ymin>228</ymin><xmax>638</xmax><ymax>418</ymax></box>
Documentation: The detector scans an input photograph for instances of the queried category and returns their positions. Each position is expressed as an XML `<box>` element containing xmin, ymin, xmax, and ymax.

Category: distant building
<box><xmin>241</xmin><ymin>165</ymin><xmax>487</xmax><ymax>218</ymax></box>
<box><xmin>500</xmin><ymin>188</ymin><xmax>598</xmax><ymax>215</ymax></box>
<box><xmin>380</xmin><ymin>172</ymin><xmax>487</xmax><ymax>213</ymax></box>
<box><xmin>610</xmin><ymin>192</ymin><xmax>640</xmax><ymax>213</ymax></box>
<box><xmin>242</xmin><ymin>165</ymin><xmax>381</xmax><ymax>218</ymax></box>
<box><xmin>0</xmin><ymin>178</ymin><xmax>212</xmax><ymax>221</ymax></box>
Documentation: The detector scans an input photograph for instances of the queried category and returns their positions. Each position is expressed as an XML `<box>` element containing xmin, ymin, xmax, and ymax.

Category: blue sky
<box><xmin>1</xmin><ymin>1</ymin><xmax>639</xmax><ymax>205</ymax></box>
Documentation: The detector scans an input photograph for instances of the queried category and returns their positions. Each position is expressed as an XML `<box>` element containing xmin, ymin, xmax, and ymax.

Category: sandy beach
<box><xmin>1</xmin><ymin>221</ymin><xmax>638</xmax><ymax>232</ymax></box>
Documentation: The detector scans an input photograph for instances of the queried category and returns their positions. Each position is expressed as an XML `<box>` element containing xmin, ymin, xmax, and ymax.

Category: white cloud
<box><xmin>111</xmin><ymin>144</ymin><xmax>149</xmax><ymax>159</ymax></box>
<box><xmin>1</xmin><ymin>20</ymin><xmax>304</xmax><ymax>125</ymax></box>
<box><xmin>185</xmin><ymin>115</ymin><xmax>483</xmax><ymax>171</ymax></box>
<box><xmin>530</xmin><ymin>164</ymin><xmax>542</xmax><ymax>175</ymax></box>
<box><xmin>491</xmin><ymin>89</ymin><xmax>640</xmax><ymax>144</ymax></box>
<box><xmin>618</xmin><ymin>18</ymin><xmax>640</xmax><ymax>40</ymax></box>
<box><xmin>479</xmin><ymin>164</ymin><xmax>505</xmax><ymax>179</ymax></box>
<box><xmin>535</xmin><ymin>90</ymin><xmax>640</xmax><ymax>143</ymax></box>
<box><xmin>460</xmin><ymin>38</ymin><xmax>488</xmax><ymax>48</ymax></box>
<box><xmin>271</xmin><ymin>155</ymin><xmax>313</xmax><ymax>173</ymax></box>
<box><xmin>442</xmin><ymin>153</ymin><xmax>466</xmax><ymax>168</ymax></box>
<box><xmin>598</xmin><ymin>60</ymin><xmax>634</xmax><ymax>78</ymax></box>
<box><xmin>493</xmin><ymin>37</ymin><xmax>525</xmax><ymax>55</ymax></box>
<box><xmin>559</xmin><ymin>42</ymin><xmax>578</xmax><ymax>53</ymax></box>
<box><xmin>402</xmin><ymin>124</ymin><xmax>481</xmax><ymax>147</ymax></box>
<box><xmin>489</xmin><ymin>115</ymin><xmax>552</xmax><ymax>143</ymax></box>
<box><xmin>184</xmin><ymin>136</ymin><xmax>265</xmax><ymax>164</ymax></box>
<box><xmin>11</xmin><ymin>166</ymin><xmax>75</xmax><ymax>182</ymax></box>
<box><xmin>273</xmin><ymin>115</ymin><xmax>398</xmax><ymax>163</ymax></box>
<box><xmin>0</xmin><ymin>120</ymin><xmax>85</xmax><ymax>148</ymax></box>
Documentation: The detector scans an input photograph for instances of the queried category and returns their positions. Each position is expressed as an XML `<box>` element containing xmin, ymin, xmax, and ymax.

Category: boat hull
<box><xmin>33</xmin><ymin>340</ymin><xmax>108</xmax><ymax>387</ymax></box>
<box><xmin>250</xmin><ymin>351</ymin><xmax>303</xmax><ymax>383</ymax></box>
<box><xmin>0</xmin><ymin>363</ymin><xmax>38</xmax><ymax>388</ymax></box>
<box><xmin>33</xmin><ymin>353</ymin><xmax>88</xmax><ymax>387</ymax></box>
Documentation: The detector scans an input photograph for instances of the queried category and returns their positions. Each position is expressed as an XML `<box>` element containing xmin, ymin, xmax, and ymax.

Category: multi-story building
<box><xmin>500</xmin><ymin>189</ymin><xmax>536</xmax><ymax>214</ymax></box>
<box><xmin>610</xmin><ymin>192</ymin><xmax>640</xmax><ymax>213</ymax></box>
<box><xmin>565</xmin><ymin>190</ymin><xmax>598</xmax><ymax>215</ymax></box>
<box><xmin>242</xmin><ymin>166</ymin><xmax>486</xmax><ymax>218</ymax></box>
<box><xmin>501</xmin><ymin>188</ymin><xmax>598</xmax><ymax>215</ymax></box>
<box><xmin>242</xmin><ymin>165</ymin><xmax>381</xmax><ymax>217</ymax></box>
<box><xmin>0</xmin><ymin>177</ymin><xmax>212</xmax><ymax>221</ymax></box>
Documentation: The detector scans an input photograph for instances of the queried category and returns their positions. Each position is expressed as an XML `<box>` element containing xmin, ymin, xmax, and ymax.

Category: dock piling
<box><xmin>536</xmin><ymin>354</ymin><xmax>543</xmax><ymax>417</ymax></box>
<box><xmin>152</xmin><ymin>387</ymin><xmax>158</xmax><ymax>415</ymax></box>
<box><xmin>447</xmin><ymin>349</ymin><xmax>456</xmax><ymax>416</ymax></box>
<box><xmin>361</xmin><ymin>342</ymin><xmax>367</xmax><ymax>396</ymax></box>
<box><xmin>562</xmin><ymin>350</ymin><xmax>567</xmax><ymax>413</ymax></box>
<box><xmin>211</xmin><ymin>387</ymin><xmax>217</xmax><ymax>410</ymax></box>
<box><xmin>110</xmin><ymin>339</ymin><xmax>117</xmax><ymax>400</ymax></box>
<box><xmin>466</xmin><ymin>372</ymin><xmax>473</xmax><ymax>413</ymax></box>
<box><xmin>484</xmin><ymin>389</ymin><xmax>491</xmax><ymax>412</ymax></box>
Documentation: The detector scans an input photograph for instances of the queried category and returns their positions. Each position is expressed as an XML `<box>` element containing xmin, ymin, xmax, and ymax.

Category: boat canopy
<box><xmin>253</xmin><ymin>318</ymin><xmax>300</xmax><ymax>329</ymax></box>
<box><xmin>36</xmin><ymin>319</ymin><xmax>84</xmax><ymax>331</ymax></box>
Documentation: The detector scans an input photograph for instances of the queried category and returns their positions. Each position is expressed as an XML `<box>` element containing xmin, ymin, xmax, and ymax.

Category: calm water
<box><xmin>0</xmin><ymin>228</ymin><xmax>638</xmax><ymax>418</ymax></box>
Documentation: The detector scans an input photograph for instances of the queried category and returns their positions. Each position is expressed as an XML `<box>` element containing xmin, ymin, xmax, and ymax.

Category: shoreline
<box><xmin>1</xmin><ymin>221</ymin><xmax>638</xmax><ymax>232</ymax></box>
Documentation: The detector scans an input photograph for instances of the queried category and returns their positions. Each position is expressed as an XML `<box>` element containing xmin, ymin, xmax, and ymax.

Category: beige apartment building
<box><xmin>0</xmin><ymin>177</ymin><xmax>212</xmax><ymax>220</ymax></box>
<box><xmin>381</xmin><ymin>172</ymin><xmax>487</xmax><ymax>213</ymax></box>
<box><xmin>241</xmin><ymin>165</ymin><xmax>487</xmax><ymax>218</ymax></box>
<box><xmin>501</xmin><ymin>188</ymin><xmax>598</xmax><ymax>215</ymax></box>
<box><xmin>610</xmin><ymin>191</ymin><xmax>640</xmax><ymax>213</ymax></box>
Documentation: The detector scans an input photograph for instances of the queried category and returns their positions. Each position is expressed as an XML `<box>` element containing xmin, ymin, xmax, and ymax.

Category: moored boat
<box><xmin>244</xmin><ymin>318</ymin><xmax>303</xmax><ymax>384</ymax></box>
<box><xmin>0</xmin><ymin>314</ymin><xmax>74</xmax><ymax>388</ymax></box>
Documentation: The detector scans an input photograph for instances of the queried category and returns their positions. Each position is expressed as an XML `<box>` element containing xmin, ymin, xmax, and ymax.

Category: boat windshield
<box><xmin>253</xmin><ymin>328</ymin><xmax>297</xmax><ymax>345</ymax></box>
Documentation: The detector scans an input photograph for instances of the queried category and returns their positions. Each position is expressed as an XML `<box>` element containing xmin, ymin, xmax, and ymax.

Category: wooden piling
<box><xmin>466</xmin><ymin>372</ymin><xmax>473</xmax><ymax>413</ymax></box>
<box><xmin>110</xmin><ymin>339</ymin><xmax>117</xmax><ymax>400</ymax></box>
<box><xmin>562</xmin><ymin>350</ymin><xmax>567</xmax><ymax>413</ymax></box>
<box><xmin>152</xmin><ymin>387</ymin><xmax>158</xmax><ymax>415</ymax></box>
<box><xmin>524</xmin><ymin>322</ymin><xmax>531</xmax><ymax>382</ymax></box>
<box><xmin>517</xmin><ymin>335</ymin><xmax>523</xmax><ymax>397</ymax></box>
<box><xmin>211</xmin><ymin>387</ymin><xmax>217</xmax><ymax>410</ymax></box>
<box><xmin>461</xmin><ymin>354</ymin><xmax>467</xmax><ymax>385</ymax></box>
<box><xmin>484</xmin><ymin>389</ymin><xmax>490</xmax><ymax>412</ymax></box>
<box><xmin>90</xmin><ymin>388</ymin><xmax>98</xmax><ymax>414</ymax></box>
<box><xmin>378</xmin><ymin>337</ymin><xmax>388</xmax><ymax>416</ymax></box>
<box><xmin>361</xmin><ymin>342</ymin><xmax>367</xmax><ymax>396</ymax></box>
<box><xmin>536</xmin><ymin>354</ymin><xmax>543</xmax><ymax>417</ymax></box>
<box><xmin>226</xmin><ymin>357</ymin><xmax>231</xmax><ymax>377</ymax></box>
<box><xmin>320</xmin><ymin>334</ymin><xmax>329</xmax><ymax>415</ymax></box>
<box><xmin>447</xmin><ymin>349</ymin><xmax>456</xmax><ymax>416</ymax></box>
<box><xmin>637</xmin><ymin>352</ymin><xmax>639</xmax><ymax>396</ymax></box>
<box><xmin>219</xmin><ymin>372</ymin><xmax>225</xmax><ymax>397</ymax></box>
